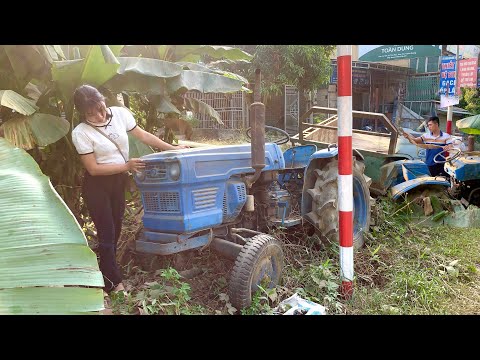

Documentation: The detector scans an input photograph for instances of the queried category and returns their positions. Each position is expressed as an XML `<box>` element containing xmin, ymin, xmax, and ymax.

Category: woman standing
<box><xmin>71</xmin><ymin>84</ymin><xmax>188</xmax><ymax>294</ymax></box>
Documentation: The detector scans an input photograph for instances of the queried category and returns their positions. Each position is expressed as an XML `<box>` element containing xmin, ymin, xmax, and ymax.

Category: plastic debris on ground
<box><xmin>275</xmin><ymin>293</ymin><xmax>326</xmax><ymax>315</ymax></box>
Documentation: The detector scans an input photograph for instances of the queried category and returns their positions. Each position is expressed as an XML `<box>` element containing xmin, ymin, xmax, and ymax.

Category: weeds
<box><xmin>345</xmin><ymin>197</ymin><xmax>480</xmax><ymax>315</ymax></box>
<box><xmin>110</xmin><ymin>191</ymin><xmax>480</xmax><ymax>315</ymax></box>
<box><xmin>111</xmin><ymin>267</ymin><xmax>206</xmax><ymax>315</ymax></box>
<box><xmin>241</xmin><ymin>283</ymin><xmax>278</xmax><ymax>315</ymax></box>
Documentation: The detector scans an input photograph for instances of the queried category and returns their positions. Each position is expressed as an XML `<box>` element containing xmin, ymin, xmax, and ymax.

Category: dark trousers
<box><xmin>82</xmin><ymin>172</ymin><xmax>128</xmax><ymax>292</ymax></box>
<box><xmin>428</xmin><ymin>163</ymin><xmax>449</xmax><ymax>177</ymax></box>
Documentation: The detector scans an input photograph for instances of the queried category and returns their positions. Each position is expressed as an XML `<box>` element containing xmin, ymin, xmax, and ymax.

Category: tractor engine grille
<box><xmin>222</xmin><ymin>181</ymin><xmax>247</xmax><ymax>222</ymax></box>
<box><xmin>143</xmin><ymin>191</ymin><xmax>180</xmax><ymax>213</ymax></box>
<box><xmin>192</xmin><ymin>187</ymin><xmax>218</xmax><ymax>211</ymax></box>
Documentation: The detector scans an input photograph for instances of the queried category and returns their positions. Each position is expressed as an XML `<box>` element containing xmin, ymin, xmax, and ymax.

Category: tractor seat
<box><xmin>283</xmin><ymin>145</ymin><xmax>317</xmax><ymax>169</ymax></box>
<box><xmin>401</xmin><ymin>160</ymin><xmax>431</xmax><ymax>181</ymax></box>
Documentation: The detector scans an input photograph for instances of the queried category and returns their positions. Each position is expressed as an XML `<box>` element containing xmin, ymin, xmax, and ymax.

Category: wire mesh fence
<box><xmin>184</xmin><ymin>90</ymin><xmax>247</xmax><ymax>129</ymax></box>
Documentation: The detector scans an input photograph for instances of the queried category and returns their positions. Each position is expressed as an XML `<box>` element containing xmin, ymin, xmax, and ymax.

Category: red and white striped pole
<box><xmin>447</xmin><ymin>45</ymin><xmax>460</xmax><ymax>135</ymax></box>
<box><xmin>446</xmin><ymin>105</ymin><xmax>453</xmax><ymax>135</ymax></box>
<box><xmin>337</xmin><ymin>45</ymin><xmax>354</xmax><ymax>299</ymax></box>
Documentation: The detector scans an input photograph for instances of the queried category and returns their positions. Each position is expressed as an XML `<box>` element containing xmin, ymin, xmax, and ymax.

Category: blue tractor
<box><xmin>133</xmin><ymin>71</ymin><xmax>372</xmax><ymax>310</ymax></box>
<box><xmin>387</xmin><ymin>147</ymin><xmax>480</xmax><ymax>207</ymax></box>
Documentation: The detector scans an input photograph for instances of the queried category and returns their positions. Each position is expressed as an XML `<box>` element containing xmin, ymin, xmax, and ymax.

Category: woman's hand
<box><xmin>175</xmin><ymin>144</ymin><xmax>190</xmax><ymax>149</ymax></box>
<box><xmin>127</xmin><ymin>158</ymin><xmax>146</xmax><ymax>172</ymax></box>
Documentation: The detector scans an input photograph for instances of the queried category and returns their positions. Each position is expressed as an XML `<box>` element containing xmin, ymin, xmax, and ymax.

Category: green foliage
<box><xmin>253</xmin><ymin>45</ymin><xmax>335</xmax><ymax>98</ymax></box>
<box><xmin>313</xmin><ymin>114</ymin><xmax>328</xmax><ymax>124</ymax></box>
<box><xmin>292</xmin><ymin>260</ymin><xmax>344</xmax><ymax>314</ymax></box>
<box><xmin>0</xmin><ymin>137</ymin><xmax>104</xmax><ymax>314</ymax></box>
<box><xmin>460</xmin><ymin>88</ymin><xmax>480</xmax><ymax>115</ymax></box>
<box><xmin>240</xmin><ymin>283</ymin><xmax>278</xmax><ymax>315</ymax></box>
<box><xmin>114</xmin><ymin>267</ymin><xmax>206</xmax><ymax>315</ymax></box>
<box><xmin>346</xmin><ymin>197</ymin><xmax>480</xmax><ymax>315</ymax></box>
<box><xmin>184</xmin><ymin>111</ymin><xmax>200</xmax><ymax>128</ymax></box>
<box><xmin>128</xmin><ymin>94</ymin><xmax>149</xmax><ymax>129</ymax></box>
<box><xmin>31</xmin><ymin>137</ymin><xmax>86</xmax><ymax>221</ymax></box>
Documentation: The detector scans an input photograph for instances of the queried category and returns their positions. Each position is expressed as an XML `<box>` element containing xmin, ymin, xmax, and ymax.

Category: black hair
<box><xmin>427</xmin><ymin>116</ymin><xmax>440</xmax><ymax>126</ymax></box>
<box><xmin>73</xmin><ymin>84</ymin><xmax>106</xmax><ymax>121</ymax></box>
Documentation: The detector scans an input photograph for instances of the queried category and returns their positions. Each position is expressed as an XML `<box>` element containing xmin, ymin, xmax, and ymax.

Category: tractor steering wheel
<box><xmin>246</xmin><ymin>125</ymin><xmax>291</xmax><ymax>145</ymax></box>
<box><xmin>433</xmin><ymin>147</ymin><xmax>462</xmax><ymax>164</ymax></box>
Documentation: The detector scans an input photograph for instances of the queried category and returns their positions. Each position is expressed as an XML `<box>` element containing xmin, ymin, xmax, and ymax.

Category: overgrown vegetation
<box><xmin>252</xmin><ymin>45</ymin><xmax>335</xmax><ymax>117</ymax></box>
<box><xmin>345</xmin><ymin>197</ymin><xmax>480</xmax><ymax>315</ymax></box>
<box><xmin>108</xmin><ymin>195</ymin><xmax>479</xmax><ymax>315</ymax></box>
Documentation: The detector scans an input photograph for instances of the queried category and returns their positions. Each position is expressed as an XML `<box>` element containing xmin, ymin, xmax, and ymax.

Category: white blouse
<box><xmin>72</xmin><ymin>106</ymin><xmax>137</xmax><ymax>164</ymax></box>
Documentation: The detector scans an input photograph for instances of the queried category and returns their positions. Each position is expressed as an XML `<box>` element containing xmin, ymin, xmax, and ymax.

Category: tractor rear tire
<box><xmin>305</xmin><ymin>158</ymin><xmax>371</xmax><ymax>249</ymax></box>
<box><xmin>228</xmin><ymin>234</ymin><xmax>284</xmax><ymax>311</ymax></box>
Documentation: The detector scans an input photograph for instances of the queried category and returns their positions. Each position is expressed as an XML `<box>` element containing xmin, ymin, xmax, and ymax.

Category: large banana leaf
<box><xmin>1</xmin><ymin>113</ymin><xmax>70</xmax><ymax>150</ymax></box>
<box><xmin>62</xmin><ymin>45</ymin><xmax>124</xmax><ymax>60</ymax></box>
<box><xmin>155</xmin><ymin>96</ymin><xmax>181</xmax><ymax>114</ymax></box>
<box><xmin>184</xmin><ymin>97</ymin><xmax>223</xmax><ymax>125</ymax></box>
<box><xmin>174</xmin><ymin>45</ymin><xmax>253</xmax><ymax>62</ymax></box>
<box><xmin>121</xmin><ymin>45</ymin><xmax>252</xmax><ymax>63</ymax></box>
<box><xmin>24</xmin><ymin>82</ymin><xmax>42</xmax><ymax>102</ymax></box>
<box><xmin>145</xmin><ymin>94</ymin><xmax>181</xmax><ymax>114</ymax></box>
<box><xmin>3</xmin><ymin>46</ymin><xmax>53</xmax><ymax>86</ymax></box>
<box><xmin>0</xmin><ymin>138</ymin><xmax>104</xmax><ymax>314</ymax></box>
<box><xmin>104</xmin><ymin>57</ymin><xmax>184</xmax><ymax>95</ymax></box>
<box><xmin>167</xmin><ymin>70</ymin><xmax>244</xmax><ymax>94</ymax></box>
<box><xmin>42</xmin><ymin>45</ymin><xmax>67</xmax><ymax>61</ymax></box>
<box><xmin>117</xmin><ymin>57</ymin><xmax>183</xmax><ymax>78</ymax></box>
<box><xmin>120</xmin><ymin>45</ymin><xmax>159</xmax><ymax>58</ymax></box>
<box><xmin>0</xmin><ymin>90</ymin><xmax>38</xmax><ymax>115</ymax></box>
<box><xmin>52</xmin><ymin>45</ymin><xmax>121</xmax><ymax>101</ymax></box>
<box><xmin>176</xmin><ymin>62</ymin><xmax>250</xmax><ymax>86</ymax></box>
<box><xmin>105</xmin><ymin>72</ymin><xmax>168</xmax><ymax>95</ymax></box>
<box><xmin>176</xmin><ymin>62</ymin><xmax>212</xmax><ymax>72</ymax></box>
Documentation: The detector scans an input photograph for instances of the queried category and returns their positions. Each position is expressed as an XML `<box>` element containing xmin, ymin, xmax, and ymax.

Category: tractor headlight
<box><xmin>168</xmin><ymin>162</ymin><xmax>181</xmax><ymax>181</ymax></box>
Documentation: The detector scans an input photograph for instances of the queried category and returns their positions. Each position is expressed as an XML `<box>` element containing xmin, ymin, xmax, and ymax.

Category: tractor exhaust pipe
<box><xmin>246</xmin><ymin>69</ymin><xmax>266</xmax><ymax>188</ymax></box>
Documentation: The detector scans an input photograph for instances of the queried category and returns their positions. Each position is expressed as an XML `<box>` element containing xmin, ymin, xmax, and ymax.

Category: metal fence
<box><xmin>184</xmin><ymin>90</ymin><xmax>247</xmax><ymax>129</ymax></box>
<box><xmin>405</xmin><ymin>74</ymin><xmax>439</xmax><ymax>116</ymax></box>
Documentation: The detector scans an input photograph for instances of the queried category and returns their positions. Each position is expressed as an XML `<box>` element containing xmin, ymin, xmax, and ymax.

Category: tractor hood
<box><xmin>445</xmin><ymin>153</ymin><xmax>480</xmax><ymax>182</ymax></box>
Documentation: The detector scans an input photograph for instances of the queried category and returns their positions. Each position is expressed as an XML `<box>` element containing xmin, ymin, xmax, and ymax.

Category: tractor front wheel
<box><xmin>228</xmin><ymin>234</ymin><xmax>284</xmax><ymax>311</ymax></box>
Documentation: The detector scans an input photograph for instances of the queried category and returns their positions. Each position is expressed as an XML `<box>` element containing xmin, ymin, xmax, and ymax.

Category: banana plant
<box><xmin>51</xmin><ymin>45</ymin><xmax>124</xmax><ymax>122</ymax></box>
<box><xmin>0</xmin><ymin>138</ymin><xmax>104</xmax><ymax>314</ymax></box>
<box><xmin>0</xmin><ymin>46</ymin><xmax>71</xmax><ymax>150</ymax></box>
<box><xmin>0</xmin><ymin>89</ymin><xmax>70</xmax><ymax>150</ymax></box>
<box><xmin>108</xmin><ymin>45</ymin><xmax>253</xmax><ymax>129</ymax></box>
<box><xmin>52</xmin><ymin>45</ymin><xmax>123</xmax><ymax>101</ymax></box>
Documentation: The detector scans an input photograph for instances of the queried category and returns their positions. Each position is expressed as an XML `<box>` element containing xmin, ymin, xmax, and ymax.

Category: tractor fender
<box><xmin>309</xmin><ymin>146</ymin><xmax>364</xmax><ymax>162</ymax></box>
<box><xmin>390</xmin><ymin>177</ymin><xmax>450</xmax><ymax>200</ymax></box>
<box><xmin>309</xmin><ymin>147</ymin><xmax>338</xmax><ymax>160</ymax></box>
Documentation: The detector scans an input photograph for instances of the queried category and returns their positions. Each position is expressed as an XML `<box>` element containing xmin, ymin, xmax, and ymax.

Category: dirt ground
<box><xmin>114</xmin><ymin>242</ymin><xmax>237</xmax><ymax>314</ymax></box>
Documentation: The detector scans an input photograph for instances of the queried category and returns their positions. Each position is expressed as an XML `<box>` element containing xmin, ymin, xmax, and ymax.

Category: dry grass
<box><xmin>442</xmin><ymin>279</ymin><xmax>480</xmax><ymax>315</ymax></box>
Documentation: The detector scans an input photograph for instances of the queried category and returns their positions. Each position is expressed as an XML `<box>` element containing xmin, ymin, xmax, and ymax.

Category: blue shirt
<box><xmin>421</xmin><ymin>130</ymin><xmax>452</xmax><ymax>166</ymax></box>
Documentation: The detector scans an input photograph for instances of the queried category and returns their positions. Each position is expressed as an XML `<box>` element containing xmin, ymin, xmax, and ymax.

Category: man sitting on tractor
<box><xmin>403</xmin><ymin>116</ymin><xmax>453</xmax><ymax>177</ymax></box>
